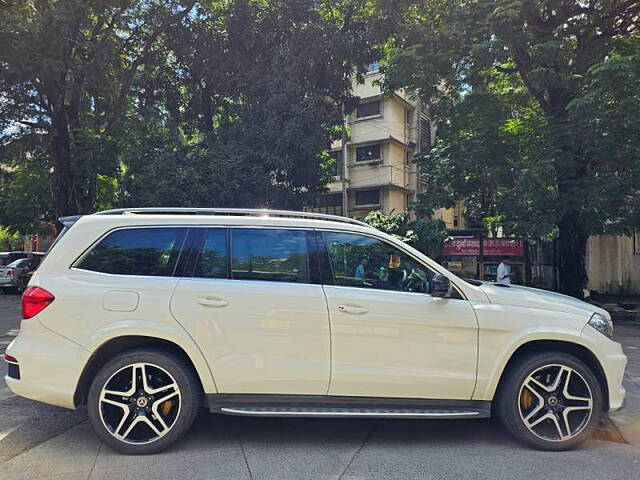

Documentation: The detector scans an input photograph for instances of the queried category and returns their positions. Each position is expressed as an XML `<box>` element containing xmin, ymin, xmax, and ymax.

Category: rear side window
<box><xmin>193</xmin><ymin>228</ymin><xmax>228</xmax><ymax>279</ymax></box>
<box><xmin>231</xmin><ymin>228</ymin><xmax>310</xmax><ymax>283</ymax></box>
<box><xmin>77</xmin><ymin>228</ymin><xmax>187</xmax><ymax>276</ymax></box>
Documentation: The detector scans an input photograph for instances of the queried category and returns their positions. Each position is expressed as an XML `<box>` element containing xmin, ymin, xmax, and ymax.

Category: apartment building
<box><xmin>308</xmin><ymin>67</ymin><xmax>465</xmax><ymax>230</ymax></box>
<box><xmin>308</xmin><ymin>68</ymin><xmax>424</xmax><ymax>218</ymax></box>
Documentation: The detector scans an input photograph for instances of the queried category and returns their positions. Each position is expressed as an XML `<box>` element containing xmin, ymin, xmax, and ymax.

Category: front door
<box><xmin>170</xmin><ymin>227</ymin><xmax>330</xmax><ymax>395</ymax></box>
<box><xmin>320</xmin><ymin>231</ymin><xmax>478</xmax><ymax>400</ymax></box>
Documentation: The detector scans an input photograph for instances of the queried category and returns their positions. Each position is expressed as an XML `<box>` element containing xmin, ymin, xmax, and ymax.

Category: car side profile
<box><xmin>3</xmin><ymin>208</ymin><xmax>627</xmax><ymax>454</ymax></box>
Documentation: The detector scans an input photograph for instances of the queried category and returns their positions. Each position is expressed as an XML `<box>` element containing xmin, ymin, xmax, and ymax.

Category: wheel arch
<box><xmin>492</xmin><ymin>339</ymin><xmax>609</xmax><ymax>412</ymax></box>
<box><xmin>74</xmin><ymin>335</ymin><xmax>209</xmax><ymax>407</ymax></box>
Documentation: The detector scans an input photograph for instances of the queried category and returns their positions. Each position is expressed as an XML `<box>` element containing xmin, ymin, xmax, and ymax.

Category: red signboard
<box><xmin>442</xmin><ymin>238</ymin><xmax>481</xmax><ymax>256</ymax></box>
<box><xmin>483</xmin><ymin>238</ymin><xmax>524</xmax><ymax>257</ymax></box>
<box><xmin>441</xmin><ymin>237</ymin><xmax>525</xmax><ymax>257</ymax></box>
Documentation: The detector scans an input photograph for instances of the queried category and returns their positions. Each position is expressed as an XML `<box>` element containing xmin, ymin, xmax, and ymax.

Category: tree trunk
<box><xmin>51</xmin><ymin>111</ymin><xmax>77</xmax><ymax>222</ymax></box>
<box><xmin>557</xmin><ymin>213</ymin><xmax>588</xmax><ymax>298</ymax></box>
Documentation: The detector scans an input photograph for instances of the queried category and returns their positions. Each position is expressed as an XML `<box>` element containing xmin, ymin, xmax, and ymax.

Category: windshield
<box><xmin>6</xmin><ymin>258</ymin><xmax>28</xmax><ymax>268</ymax></box>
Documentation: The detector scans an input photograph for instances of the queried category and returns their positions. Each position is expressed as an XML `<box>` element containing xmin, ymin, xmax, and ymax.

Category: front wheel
<box><xmin>87</xmin><ymin>348</ymin><xmax>201</xmax><ymax>454</ymax></box>
<box><xmin>497</xmin><ymin>351</ymin><xmax>603</xmax><ymax>451</ymax></box>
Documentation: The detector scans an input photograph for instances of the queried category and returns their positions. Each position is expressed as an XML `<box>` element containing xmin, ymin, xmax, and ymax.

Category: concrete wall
<box><xmin>587</xmin><ymin>235</ymin><xmax>640</xmax><ymax>294</ymax></box>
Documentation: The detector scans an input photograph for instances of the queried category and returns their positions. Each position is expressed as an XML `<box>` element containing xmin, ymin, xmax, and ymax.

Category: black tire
<box><xmin>497</xmin><ymin>351</ymin><xmax>603</xmax><ymax>451</ymax></box>
<box><xmin>87</xmin><ymin>348</ymin><xmax>201</xmax><ymax>455</ymax></box>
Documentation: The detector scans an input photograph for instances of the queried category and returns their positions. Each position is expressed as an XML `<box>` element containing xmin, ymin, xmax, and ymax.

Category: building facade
<box><xmin>309</xmin><ymin>69</ymin><xmax>464</xmax><ymax>225</ymax></box>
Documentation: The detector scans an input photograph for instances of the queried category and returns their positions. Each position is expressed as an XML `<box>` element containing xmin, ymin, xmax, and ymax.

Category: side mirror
<box><xmin>431</xmin><ymin>274</ymin><xmax>451</xmax><ymax>298</ymax></box>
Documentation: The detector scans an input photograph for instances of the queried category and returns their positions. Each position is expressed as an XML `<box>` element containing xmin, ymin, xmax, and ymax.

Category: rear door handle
<box><xmin>198</xmin><ymin>297</ymin><xmax>229</xmax><ymax>308</ymax></box>
<box><xmin>338</xmin><ymin>304</ymin><xmax>368</xmax><ymax>315</ymax></box>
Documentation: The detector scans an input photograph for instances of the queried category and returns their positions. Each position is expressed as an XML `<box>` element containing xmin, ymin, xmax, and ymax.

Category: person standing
<box><xmin>496</xmin><ymin>257</ymin><xmax>514</xmax><ymax>285</ymax></box>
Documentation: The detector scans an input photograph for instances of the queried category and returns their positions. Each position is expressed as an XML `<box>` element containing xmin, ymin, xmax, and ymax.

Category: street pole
<box><xmin>341</xmin><ymin>103</ymin><xmax>349</xmax><ymax>218</ymax></box>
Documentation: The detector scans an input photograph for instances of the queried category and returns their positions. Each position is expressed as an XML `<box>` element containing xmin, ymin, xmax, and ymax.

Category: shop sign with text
<box><xmin>442</xmin><ymin>238</ymin><xmax>481</xmax><ymax>256</ymax></box>
<box><xmin>483</xmin><ymin>238</ymin><xmax>524</xmax><ymax>256</ymax></box>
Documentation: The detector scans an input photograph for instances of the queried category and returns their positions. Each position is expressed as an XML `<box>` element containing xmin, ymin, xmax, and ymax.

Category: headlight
<box><xmin>588</xmin><ymin>313</ymin><xmax>614</xmax><ymax>339</ymax></box>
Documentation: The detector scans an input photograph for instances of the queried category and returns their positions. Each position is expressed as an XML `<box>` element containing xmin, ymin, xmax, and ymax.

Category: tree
<box><xmin>363</xmin><ymin>210</ymin><xmax>448</xmax><ymax>258</ymax></box>
<box><xmin>0</xmin><ymin>227</ymin><xmax>22</xmax><ymax>251</ymax></box>
<box><xmin>383</xmin><ymin>0</ymin><xmax>640</xmax><ymax>297</ymax></box>
<box><xmin>118</xmin><ymin>0</ymin><xmax>379</xmax><ymax>209</ymax></box>
<box><xmin>0</xmin><ymin>0</ymin><xmax>199</xmax><ymax>223</ymax></box>
<box><xmin>1</xmin><ymin>1</ymin><xmax>380</xmax><ymax>224</ymax></box>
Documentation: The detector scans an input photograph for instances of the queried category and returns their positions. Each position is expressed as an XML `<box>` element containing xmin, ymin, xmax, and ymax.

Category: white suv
<box><xmin>3</xmin><ymin>208</ymin><xmax>627</xmax><ymax>454</ymax></box>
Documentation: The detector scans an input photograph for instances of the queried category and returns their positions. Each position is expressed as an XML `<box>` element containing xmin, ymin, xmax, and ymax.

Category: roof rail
<box><xmin>94</xmin><ymin>207</ymin><xmax>372</xmax><ymax>228</ymax></box>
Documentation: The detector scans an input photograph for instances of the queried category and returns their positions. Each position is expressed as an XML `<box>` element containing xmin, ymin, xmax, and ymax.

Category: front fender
<box><xmin>472</xmin><ymin>303</ymin><xmax>592</xmax><ymax>401</ymax></box>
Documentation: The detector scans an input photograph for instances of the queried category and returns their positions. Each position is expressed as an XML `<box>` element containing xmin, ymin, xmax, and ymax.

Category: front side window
<box><xmin>355</xmin><ymin>144</ymin><xmax>381</xmax><ymax>162</ymax></box>
<box><xmin>78</xmin><ymin>228</ymin><xmax>187</xmax><ymax>276</ymax></box>
<box><xmin>231</xmin><ymin>229</ymin><xmax>310</xmax><ymax>283</ymax></box>
<box><xmin>323</xmin><ymin>232</ymin><xmax>436</xmax><ymax>294</ymax></box>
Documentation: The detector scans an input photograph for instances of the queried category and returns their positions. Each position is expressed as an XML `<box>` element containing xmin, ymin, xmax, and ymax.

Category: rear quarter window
<box><xmin>76</xmin><ymin>227</ymin><xmax>187</xmax><ymax>277</ymax></box>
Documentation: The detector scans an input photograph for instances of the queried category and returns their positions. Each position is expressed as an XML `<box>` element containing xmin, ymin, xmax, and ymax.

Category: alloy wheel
<box><xmin>99</xmin><ymin>362</ymin><xmax>181</xmax><ymax>445</ymax></box>
<box><xmin>518</xmin><ymin>363</ymin><xmax>593</xmax><ymax>442</ymax></box>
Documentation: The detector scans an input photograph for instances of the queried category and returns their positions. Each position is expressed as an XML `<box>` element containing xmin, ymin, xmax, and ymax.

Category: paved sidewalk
<box><xmin>1</xmin><ymin>293</ymin><xmax>639</xmax><ymax>480</ymax></box>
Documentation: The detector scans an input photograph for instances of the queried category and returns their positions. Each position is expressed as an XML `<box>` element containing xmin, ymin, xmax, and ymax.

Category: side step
<box><xmin>219</xmin><ymin>406</ymin><xmax>482</xmax><ymax>419</ymax></box>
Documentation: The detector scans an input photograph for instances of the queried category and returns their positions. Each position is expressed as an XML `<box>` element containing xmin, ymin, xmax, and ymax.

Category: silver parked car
<box><xmin>0</xmin><ymin>254</ymin><xmax>43</xmax><ymax>293</ymax></box>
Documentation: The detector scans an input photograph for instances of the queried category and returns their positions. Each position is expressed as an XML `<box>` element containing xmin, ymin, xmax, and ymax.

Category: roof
<box><xmin>91</xmin><ymin>207</ymin><xmax>371</xmax><ymax>228</ymax></box>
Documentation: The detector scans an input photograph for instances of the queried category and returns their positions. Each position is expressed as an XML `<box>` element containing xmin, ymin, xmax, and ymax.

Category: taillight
<box><xmin>7</xmin><ymin>270</ymin><xmax>13</xmax><ymax>277</ymax></box>
<box><xmin>3</xmin><ymin>353</ymin><xmax>18</xmax><ymax>364</ymax></box>
<box><xmin>22</xmin><ymin>286</ymin><xmax>55</xmax><ymax>319</ymax></box>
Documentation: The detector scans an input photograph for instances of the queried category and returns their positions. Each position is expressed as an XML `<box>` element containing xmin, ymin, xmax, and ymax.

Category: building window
<box><xmin>355</xmin><ymin>189</ymin><xmax>380</xmax><ymax>206</ymax></box>
<box><xmin>356</xmin><ymin>100</ymin><xmax>381</xmax><ymax>119</ymax></box>
<box><xmin>419</xmin><ymin>111</ymin><xmax>431</xmax><ymax>150</ymax></box>
<box><xmin>322</xmin><ymin>193</ymin><xmax>342</xmax><ymax>208</ymax></box>
<box><xmin>355</xmin><ymin>144</ymin><xmax>381</xmax><ymax>162</ymax></box>
<box><xmin>328</xmin><ymin>150</ymin><xmax>343</xmax><ymax>177</ymax></box>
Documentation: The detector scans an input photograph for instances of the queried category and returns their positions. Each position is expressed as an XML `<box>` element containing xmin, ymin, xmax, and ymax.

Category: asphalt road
<box><xmin>1</xmin><ymin>293</ymin><xmax>639</xmax><ymax>480</ymax></box>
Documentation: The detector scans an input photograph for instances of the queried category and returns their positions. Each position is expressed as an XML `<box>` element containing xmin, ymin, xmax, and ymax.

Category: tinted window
<box><xmin>356</xmin><ymin>100</ymin><xmax>381</xmax><ymax>118</ymax></box>
<box><xmin>356</xmin><ymin>144</ymin><xmax>381</xmax><ymax>162</ymax></box>
<box><xmin>7</xmin><ymin>259</ymin><xmax>28</xmax><ymax>268</ymax></box>
<box><xmin>78</xmin><ymin>228</ymin><xmax>186</xmax><ymax>276</ymax></box>
<box><xmin>323</xmin><ymin>232</ymin><xmax>435</xmax><ymax>294</ymax></box>
<box><xmin>355</xmin><ymin>189</ymin><xmax>380</xmax><ymax>206</ymax></box>
<box><xmin>194</xmin><ymin>229</ymin><xmax>228</xmax><ymax>279</ymax></box>
<box><xmin>231</xmin><ymin>229</ymin><xmax>310</xmax><ymax>283</ymax></box>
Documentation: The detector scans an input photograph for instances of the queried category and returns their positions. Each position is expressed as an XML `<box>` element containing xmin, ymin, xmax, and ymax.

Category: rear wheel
<box><xmin>87</xmin><ymin>348</ymin><xmax>201</xmax><ymax>454</ymax></box>
<box><xmin>497</xmin><ymin>351</ymin><xmax>603</xmax><ymax>450</ymax></box>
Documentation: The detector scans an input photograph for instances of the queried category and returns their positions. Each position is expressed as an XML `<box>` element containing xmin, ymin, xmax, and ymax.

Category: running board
<box><xmin>219</xmin><ymin>406</ymin><xmax>482</xmax><ymax>419</ymax></box>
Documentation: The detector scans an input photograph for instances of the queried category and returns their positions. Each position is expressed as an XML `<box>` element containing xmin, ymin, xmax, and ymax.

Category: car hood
<box><xmin>476</xmin><ymin>283</ymin><xmax>608</xmax><ymax>318</ymax></box>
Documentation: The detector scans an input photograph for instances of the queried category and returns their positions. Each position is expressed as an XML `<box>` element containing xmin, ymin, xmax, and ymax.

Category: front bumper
<box><xmin>581</xmin><ymin>325</ymin><xmax>628</xmax><ymax>412</ymax></box>
<box><xmin>4</xmin><ymin>317</ymin><xmax>90</xmax><ymax>409</ymax></box>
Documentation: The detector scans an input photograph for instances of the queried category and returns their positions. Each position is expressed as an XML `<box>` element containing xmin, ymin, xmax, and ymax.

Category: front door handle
<box><xmin>198</xmin><ymin>297</ymin><xmax>229</xmax><ymax>308</ymax></box>
<box><xmin>338</xmin><ymin>304</ymin><xmax>368</xmax><ymax>315</ymax></box>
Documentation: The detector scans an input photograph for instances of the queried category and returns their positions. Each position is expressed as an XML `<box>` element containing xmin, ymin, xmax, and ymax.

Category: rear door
<box><xmin>170</xmin><ymin>227</ymin><xmax>331</xmax><ymax>395</ymax></box>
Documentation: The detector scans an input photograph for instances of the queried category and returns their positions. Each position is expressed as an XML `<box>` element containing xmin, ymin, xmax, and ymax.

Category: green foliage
<box><xmin>0</xmin><ymin>150</ymin><xmax>53</xmax><ymax>235</ymax></box>
<box><xmin>0</xmin><ymin>227</ymin><xmax>22</xmax><ymax>251</ymax></box>
<box><xmin>363</xmin><ymin>210</ymin><xmax>448</xmax><ymax>258</ymax></box>
<box><xmin>382</xmin><ymin>0</ymin><xmax>640</xmax><ymax>294</ymax></box>
<box><xmin>0</xmin><ymin>0</ymin><xmax>379</xmax><ymax>224</ymax></box>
